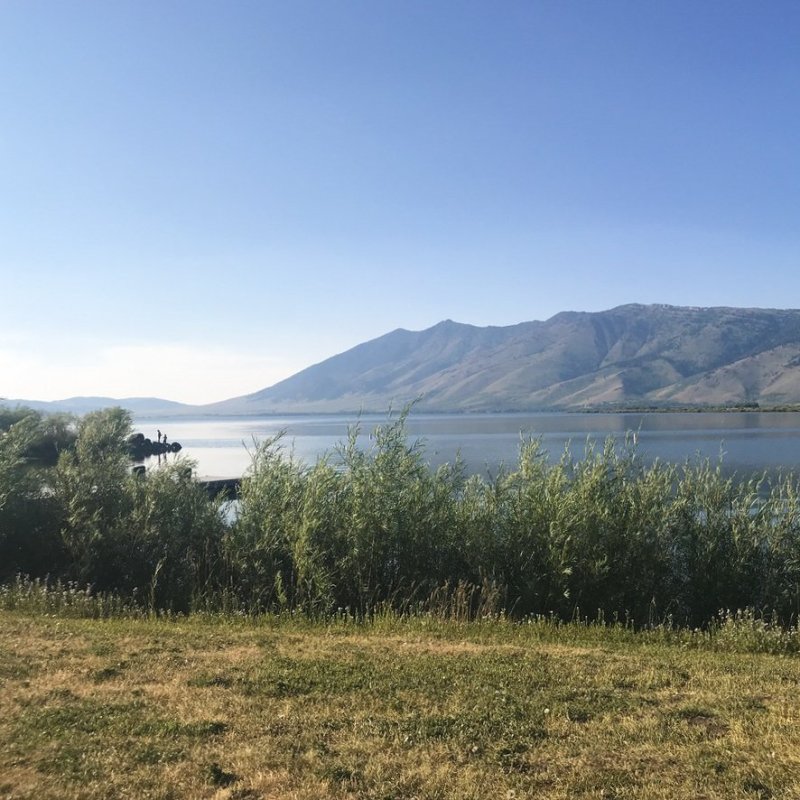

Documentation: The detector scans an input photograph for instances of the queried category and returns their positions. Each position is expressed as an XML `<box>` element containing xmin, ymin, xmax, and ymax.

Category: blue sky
<box><xmin>2</xmin><ymin>1</ymin><xmax>799</xmax><ymax>403</ymax></box>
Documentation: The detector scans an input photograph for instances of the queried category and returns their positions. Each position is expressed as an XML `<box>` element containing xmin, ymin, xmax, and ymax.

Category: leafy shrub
<box><xmin>5</xmin><ymin>405</ymin><xmax>800</xmax><ymax>626</ymax></box>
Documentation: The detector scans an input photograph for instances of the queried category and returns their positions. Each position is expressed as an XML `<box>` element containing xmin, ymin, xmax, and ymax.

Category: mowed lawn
<box><xmin>2</xmin><ymin>612</ymin><xmax>800</xmax><ymax>799</ymax></box>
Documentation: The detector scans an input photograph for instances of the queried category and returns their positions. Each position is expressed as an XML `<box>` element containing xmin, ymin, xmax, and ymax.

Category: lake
<box><xmin>133</xmin><ymin>411</ymin><xmax>800</xmax><ymax>480</ymax></box>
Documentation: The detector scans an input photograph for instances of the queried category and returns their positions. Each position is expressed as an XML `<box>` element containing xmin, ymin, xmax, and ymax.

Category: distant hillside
<box><xmin>13</xmin><ymin>305</ymin><xmax>800</xmax><ymax>416</ymax></box>
<box><xmin>3</xmin><ymin>397</ymin><xmax>193</xmax><ymax>416</ymax></box>
<box><xmin>207</xmin><ymin>304</ymin><xmax>800</xmax><ymax>413</ymax></box>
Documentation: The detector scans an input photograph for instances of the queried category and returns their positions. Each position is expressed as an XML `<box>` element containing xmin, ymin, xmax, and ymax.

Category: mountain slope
<box><xmin>208</xmin><ymin>304</ymin><xmax>800</xmax><ymax>413</ymax></box>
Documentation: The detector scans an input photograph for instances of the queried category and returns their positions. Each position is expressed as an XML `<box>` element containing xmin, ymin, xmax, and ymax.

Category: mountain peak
<box><xmin>205</xmin><ymin>304</ymin><xmax>800</xmax><ymax>414</ymax></box>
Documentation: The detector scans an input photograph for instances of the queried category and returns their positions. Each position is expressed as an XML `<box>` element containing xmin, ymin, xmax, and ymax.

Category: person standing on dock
<box><xmin>157</xmin><ymin>429</ymin><xmax>162</xmax><ymax>444</ymax></box>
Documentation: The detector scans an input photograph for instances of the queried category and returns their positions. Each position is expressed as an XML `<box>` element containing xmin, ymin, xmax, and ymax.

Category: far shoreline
<box><xmin>131</xmin><ymin>403</ymin><xmax>800</xmax><ymax>420</ymax></box>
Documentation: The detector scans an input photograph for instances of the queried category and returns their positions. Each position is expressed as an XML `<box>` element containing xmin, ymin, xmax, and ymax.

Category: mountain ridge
<box><xmin>208</xmin><ymin>303</ymin><xmax>800</xmax><ymax>414</ymax></box>
<box><xmin>10</xmin><ymin>304</ymin><xmax>800</xmax><ymax>415</ymax></box>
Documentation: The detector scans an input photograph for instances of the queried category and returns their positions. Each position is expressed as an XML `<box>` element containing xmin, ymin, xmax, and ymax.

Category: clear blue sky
<box><xmin>2</xmin><ymin>0</ymin><xmax>799</xmax><ymax>403</ymax></box>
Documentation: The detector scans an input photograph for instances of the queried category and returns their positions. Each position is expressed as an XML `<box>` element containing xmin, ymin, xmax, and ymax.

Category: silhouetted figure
<box><xmin>157</xmin><ymin>429</ymin><xmax>162</xmax><ymax>443</ymax></box>
<box><xmin>163</xmin><ymin>433</ymin><xmax>167</xmax><ymax>445</ymax></box>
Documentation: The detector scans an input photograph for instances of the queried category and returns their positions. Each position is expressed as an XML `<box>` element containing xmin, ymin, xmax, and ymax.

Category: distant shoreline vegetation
<box><xmin>7</xmin><ymin>398</ymin><xmax>800</xmax><ymax>417</ymax></box>
<box><xmin>127</xmin><ymin>401</ymin><xmax>800</xmax><ymax>417</ymax></box>
<box><xmin>4</xmin><ymin>403</ymin><xmax>800</xmax><ymax>627</ymax></box>
<box><xmin>574</xmin><ymin>401</ymin><xmax>798</xmax><ymax>413</ymax></box>
<box><xmin>315</xmin><ymin>401</ymin><xmax>800</xmax><ymax>415</ymax></box>
<box><xmin>111</xmin><ymin>402</ymin><xmax>800</xmax><ymax>417</ymax></box>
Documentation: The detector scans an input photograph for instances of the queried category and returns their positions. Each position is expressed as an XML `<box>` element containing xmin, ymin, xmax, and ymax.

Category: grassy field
<box><xmin>2</xmin><ymin>611</ymin><xmax>800</xmax><ymax>799</ymax></box>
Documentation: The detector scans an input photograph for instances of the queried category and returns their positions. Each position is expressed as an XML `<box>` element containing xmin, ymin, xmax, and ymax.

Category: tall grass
<box><xmin>0</xmin><ymin>575</ymin><xmax>141</xmax><ymax>618</ymax></box>
<box><xmin>228</xmin><ymin>411</ymin><xmax>800</xmax><ymax>625</ymax></box>
<box><xmin>4</xmin><ymin>405</ymin><xmax>800</xmax><ymax>626</ymax></box>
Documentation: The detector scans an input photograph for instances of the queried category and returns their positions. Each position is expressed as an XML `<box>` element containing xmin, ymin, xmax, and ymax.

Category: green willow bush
<box><xmin>0</xmin><ymin>409</ymin><xmax>68</xmax><ymax>579</ymax></box>
<box><xmin>0</xmin><ymin>407</ymin><xmax>225</xmax><ymax>611</ymax></box>
<box><xmin>5</xmin><ymin>404</ymin><xmax>800</xmax><ymax>625</ymax></box>
<box><xmin>228</xmin><ymin>412</ymin><xmax>800</xmax><ymax>624</ymax></box>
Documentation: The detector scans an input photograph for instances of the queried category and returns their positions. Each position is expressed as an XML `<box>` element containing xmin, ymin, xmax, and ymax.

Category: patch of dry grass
<box><xmin>2</xmin><ymin>612</ymin><xmax>800</xmax><ymax>799</ymax></box>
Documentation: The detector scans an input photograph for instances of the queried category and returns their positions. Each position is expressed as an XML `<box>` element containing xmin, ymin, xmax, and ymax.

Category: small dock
<box><xmin>198</xmin><ymin>478</ymin><xmax>242</xmax><ymax>499</ymax></box>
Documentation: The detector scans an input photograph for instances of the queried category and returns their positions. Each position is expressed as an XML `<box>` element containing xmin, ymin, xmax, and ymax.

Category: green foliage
<box><xmin>228</xmin><ymin>413</ymin><xmax>800</xmax><ymax>625</ymax></box>
<box><xmin>228</xmin><ymin>411</ymin><xmax>470</xmax><ymax>614</ymax></box>
<box><xmin>54</xmin><ymin>408</ymin><xmax>135</xmax><ymax>586</ymax></box>
<box><xmin>224</xmin><ymin>434</ymin><xmax>304</xmax><ymax>610</ymax></box>
<box><xmin>52</xmin><ymin>408</ymin><xmax>226</xmax><ymax>610</ymax></box>
<box><xmin>125</xmin><ymin>461</ymin><xmax>226</xmax><ymax>611</ymax></box>
<box><xmin>0</xmin><ymin>406</ymin><xmax>76</xmax><ymax>465</ymax></box>
<box><xmin>0</xmin><ymin>408</ymin><xmax>70</xmax><ymax>579</ymax></box>
<box><xmin>6</xmin><ymin>405</ymin><xmax>800</xmax><ymax>626</ymax></box>
<box><xmin>1</xmin><ymin>406</ymin><xmax>226</xmax><ymax>611</ymax></box>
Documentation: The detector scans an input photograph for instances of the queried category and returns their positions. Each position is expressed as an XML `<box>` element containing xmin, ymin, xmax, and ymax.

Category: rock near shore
<box><xmin>127</xmin><ymin>432</ymin><xmax>182</xmax><ymax>460</ymax></box>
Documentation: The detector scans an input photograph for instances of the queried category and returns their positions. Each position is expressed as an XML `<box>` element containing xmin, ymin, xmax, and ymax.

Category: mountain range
<box><xmin>11</xmin><ymin>304</ymin><xmax>800</xmax><ymax>415</ymax></box>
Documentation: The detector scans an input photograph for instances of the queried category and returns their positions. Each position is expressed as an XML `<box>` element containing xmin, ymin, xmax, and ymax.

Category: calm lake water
<box><xmin>133</xmin><ymin>412</ymin><xmax>800</xmax><ymax>481</ymax></box>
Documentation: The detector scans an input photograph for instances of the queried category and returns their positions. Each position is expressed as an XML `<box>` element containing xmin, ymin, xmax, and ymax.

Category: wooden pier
<box><xmin>198</xmin><ymin>478</ymin><xmax>242</xmax><ymax>499</ymax></box>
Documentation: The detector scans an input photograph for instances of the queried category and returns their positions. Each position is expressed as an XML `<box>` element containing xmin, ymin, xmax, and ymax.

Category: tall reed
<box><xmin>227</xmin><ymin>414</ymin><xmax>800</xmax><ymax>625</ymax></box>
